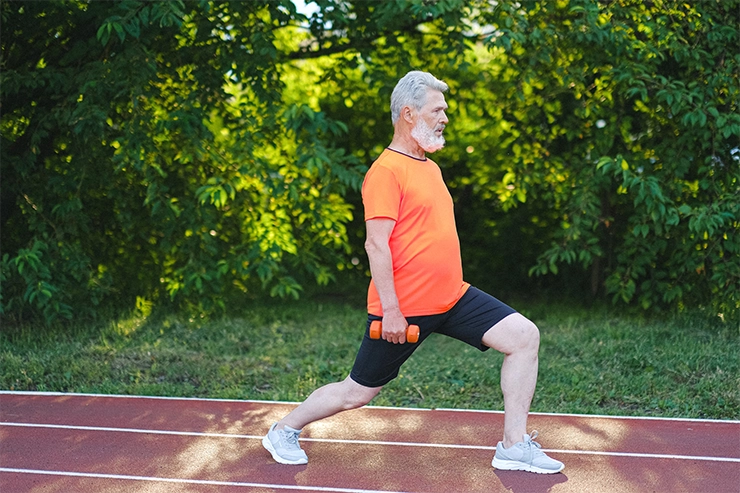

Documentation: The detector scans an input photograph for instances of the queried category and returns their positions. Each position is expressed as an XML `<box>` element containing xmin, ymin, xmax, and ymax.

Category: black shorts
<box><xmin>349</xmin><ymin>286</ymin><xmax>517</xmax><ymax>388</ymax></box>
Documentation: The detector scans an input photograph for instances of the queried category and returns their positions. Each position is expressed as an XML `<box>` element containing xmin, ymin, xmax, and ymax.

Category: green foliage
<box><xmin>2</xmin><ymin>0</ymin><xmax>738</xmax><ymax>324</ymax></box>
<box><xmin>0</xmin><ymin>243</ymin><xmax>74</xmax><ymax>324</ymax></box>
<box><xmin>1</xmin><ymin>0</ymin><xmax>365</xmax><ymax>323</ymax></box>
<box><xmin>474</xmin><ymin>0</ymin><xmax>740</xmax><ymax>318</ymax></box>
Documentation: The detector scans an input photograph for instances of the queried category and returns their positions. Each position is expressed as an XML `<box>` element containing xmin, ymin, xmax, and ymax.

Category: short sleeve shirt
<box><xmin>362</xmin><ymin>148</ymin><xmax>469</xmax><ymax>316</ymax></box>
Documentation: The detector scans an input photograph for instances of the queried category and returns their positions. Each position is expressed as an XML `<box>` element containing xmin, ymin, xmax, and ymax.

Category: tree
<box><xmin>2</xmin><ymin>0</ymin><xmax>737</xmax><ymax>325</ymax></box>
<box><xmin>1</xmin><ymin>0</ymin><xmax>365</xmax><ymax>322</ymax></box>
<box><xmin>469</xmin><ymin>0</ymin><xmax>740</xmax><ymax>318</ymax></box>
<box><xmin>0</xmin><ymin>0</ymin><xmax>471</xmax><ymax>323</ymax></box>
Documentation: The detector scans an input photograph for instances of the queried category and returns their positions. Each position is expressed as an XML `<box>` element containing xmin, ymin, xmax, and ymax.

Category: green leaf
<box><xmin>113</xmin><ymin>22</ymin><xmax>125</xmax><ymax>42</ymax></box>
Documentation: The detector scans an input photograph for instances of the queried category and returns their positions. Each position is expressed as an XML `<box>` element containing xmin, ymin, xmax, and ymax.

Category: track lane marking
<box><xmin>0</xmin><ymin>468</ymin><xmax>416</xmax><ymax>493</ymax></box>
<box><xmin>2</xmin><ymin>390</ymin><xmax>737</xmax><ymax>423</ymax></box>
<box><xmin>2</xmin><ymin>421</ymin><xmax>738</xmax><ymax>463</ymax></box>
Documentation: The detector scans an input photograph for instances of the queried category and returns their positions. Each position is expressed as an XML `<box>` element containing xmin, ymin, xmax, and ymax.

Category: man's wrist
<box><xmin>382</xmin><ymin>305</ymin><xmax>403</xmax><ymax>317</ymax></box>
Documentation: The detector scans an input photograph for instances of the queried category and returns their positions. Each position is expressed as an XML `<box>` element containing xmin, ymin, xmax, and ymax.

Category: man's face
<box><xmin>411</xmin><ymin>89</ymin><xmax>449</xmax><ymax>153</ymax></box>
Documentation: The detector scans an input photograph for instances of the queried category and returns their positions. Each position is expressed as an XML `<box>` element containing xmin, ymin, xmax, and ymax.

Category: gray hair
<box><xmin>390</xmin><ymin>71</ymin><xmax>449</xmax><ymax>125</ymax></box>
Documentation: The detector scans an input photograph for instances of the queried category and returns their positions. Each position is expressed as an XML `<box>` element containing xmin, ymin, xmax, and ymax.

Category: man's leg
<box><xmin>264</xmin><ymin>312</ymin><xmax>421</xmax><ymax>465</ymax></box>
<box><xmin>262</xmin><ymin>375</ymin><xmax>382</xmax><ymax>465</ymax></box>
<box><xmin>483</xmin><ymin>312</ymin><xmax>563</xmax><ymax>473</ymax></box>
<box><xmin>481</xmin><ymin>313</ymin><xmax>539</xmax><ymax>448</ymax></box>
<box><xmin>278</xmin><ymin>375</ymin><xmax>382</xmax><ymax>431</ymax></box>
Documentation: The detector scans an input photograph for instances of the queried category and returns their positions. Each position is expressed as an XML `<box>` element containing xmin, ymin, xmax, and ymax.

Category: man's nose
<box><xmin>440</xmin><ymin>111</ymin><xmax>448</xmax><ymax>124</ymax></box>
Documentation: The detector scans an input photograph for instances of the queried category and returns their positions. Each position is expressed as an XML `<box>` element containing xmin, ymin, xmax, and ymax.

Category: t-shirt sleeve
<box><xmin>362</xmin><ymin>165</ymin><xmax>401</xmax><ymax>221</ymax></box>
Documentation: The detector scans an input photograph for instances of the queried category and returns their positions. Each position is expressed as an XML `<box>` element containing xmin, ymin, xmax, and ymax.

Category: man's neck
<box><xmin>388</xmin><ymin>134</ymin><xmax>425</xmax><ymax>160</ymax></box>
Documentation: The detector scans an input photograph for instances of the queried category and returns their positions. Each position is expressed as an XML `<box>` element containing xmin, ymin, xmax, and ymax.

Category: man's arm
<box><xmin>364</xmin><ymin>218</ymin><xmax>409</xmax><ymax>344</ymax></box>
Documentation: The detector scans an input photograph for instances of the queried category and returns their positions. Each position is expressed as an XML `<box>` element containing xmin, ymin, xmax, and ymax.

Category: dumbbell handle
<box><xmin>369</xmin><ymin>320</ymin><xmax>420</xmax><ymax>343</ymax></box>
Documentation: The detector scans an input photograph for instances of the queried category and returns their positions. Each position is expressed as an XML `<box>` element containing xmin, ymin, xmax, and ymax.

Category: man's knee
<box><xmin>483</xmin><ymin>313</ymin><xmax>540</xmax><ymax>354</ymax></box>
<box><xmin>340</xmin><ymin>377</ymin><xmax>381</xmax><ymax>410</ymax></box>
<box><xmin>519</xmin><ymin>317</ymin><xmax>540</xmax><ymax>351</ymax></box>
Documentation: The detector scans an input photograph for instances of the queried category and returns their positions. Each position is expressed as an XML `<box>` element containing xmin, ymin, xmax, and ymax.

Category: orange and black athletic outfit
<box><xmin>350</xmin><ymin>149</ymin><xmax>516</xmax><ymax>388</ymax></box>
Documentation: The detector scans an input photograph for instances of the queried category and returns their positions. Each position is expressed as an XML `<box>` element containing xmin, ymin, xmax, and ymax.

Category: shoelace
<box><xmin>524</xmin><ymin>430</ymin><xmax>545</xmax><ymax>454</ymax></box>
<box><xmin>279</xmin><ymin>429</ymin><xmax>301</xmax><ymax>449</ymax></box>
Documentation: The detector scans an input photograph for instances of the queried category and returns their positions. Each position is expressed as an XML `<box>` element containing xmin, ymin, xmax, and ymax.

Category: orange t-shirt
<box><xmin>362</xmin><ymin>148</ymin><xmax>469</xmax><ymax>316</ymax></box>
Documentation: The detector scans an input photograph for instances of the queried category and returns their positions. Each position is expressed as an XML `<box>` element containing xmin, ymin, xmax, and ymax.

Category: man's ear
<box><xmin>401</xmin><ymin>105</ymin><xmax>415</xmax><ymax>124</ymax></box>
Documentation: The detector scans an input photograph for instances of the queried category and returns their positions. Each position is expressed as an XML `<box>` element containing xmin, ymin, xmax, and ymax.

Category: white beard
<box><xmin>411</xmin><ymin>118</ymin><xmax>445</xmax><ymax>153</ymax></box>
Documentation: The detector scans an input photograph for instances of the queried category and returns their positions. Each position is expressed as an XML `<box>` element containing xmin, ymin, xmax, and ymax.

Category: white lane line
<box><xmin>543</xmin><ymin>448</ymin><xmax>740</xmax><ymax>463</ymax></box>
<box><xmin>2</xmin><ymin>390</ymin><xmax>737</xmax><ymax>423</ymax></box>
<box><xmin>305</xmin><ymin>439</ymin><xmax>740</xmax><ymax>463</ymax></box>
<box><xmin>0</xmin><ymin>421</ymin><xmax>260</xmax><ymax>438</ymax></box>
<box><xmin>0</xmin><ymin>468</ymin><xmax>414</xmax><ymax>493</ymax></box>
<box><xmin>2</xmin><ymin>422</ymin><xmax>738</xmax><ymax>463</ymax></box>
<box><xmin>434</xmin><ymin>407</ymin><xmax>740</xmax><ymax>424</ymax></box>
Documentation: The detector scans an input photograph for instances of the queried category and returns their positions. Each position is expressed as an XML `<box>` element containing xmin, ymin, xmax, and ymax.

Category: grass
<box><xmin>1</xmin><ymin>298</ymin><xmax>738</xmax><ymax>420</ymax></box>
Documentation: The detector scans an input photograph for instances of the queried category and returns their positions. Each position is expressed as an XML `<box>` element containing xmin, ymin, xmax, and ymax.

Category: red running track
<box><xmin>1</xmin><ymin>391</ymin><xmax>738</xmax><ymax>493</ymax></box>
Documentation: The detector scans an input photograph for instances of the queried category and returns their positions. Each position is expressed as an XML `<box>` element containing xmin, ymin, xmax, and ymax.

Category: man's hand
<box><xmin>381</xmin><ymin>309</ymin><xmax>409</xmax><ymax>344</ymax></box>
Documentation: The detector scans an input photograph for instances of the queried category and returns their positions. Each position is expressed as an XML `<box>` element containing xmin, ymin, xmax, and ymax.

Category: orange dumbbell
<box><xmin>369</xmin><ymin>320</ymin><xmax>420</xmax><ymax>343</ymax></box>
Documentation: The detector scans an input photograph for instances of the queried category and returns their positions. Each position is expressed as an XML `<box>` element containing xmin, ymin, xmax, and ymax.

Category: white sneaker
<box><xmin>262</xmin><ymin>422</ymin><xmax>308</xmax><ymax>465</ymax></box>
<box><xmin>492</xmin><ymin>431</ymin><xmax>564</xmax><ymax>474</ymax></box>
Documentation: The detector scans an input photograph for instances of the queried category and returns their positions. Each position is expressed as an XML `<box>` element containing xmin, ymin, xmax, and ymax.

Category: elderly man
<box><xmin>262</xmin><ymin>71</ymin><xmax>564</xmax><ymax>474</ymax></box>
